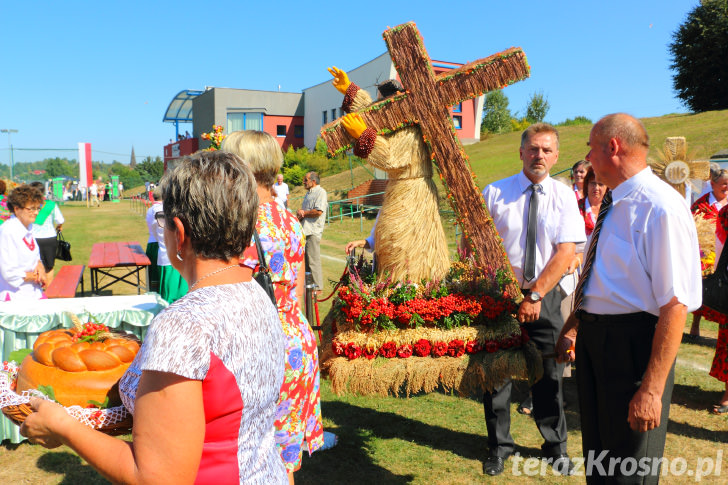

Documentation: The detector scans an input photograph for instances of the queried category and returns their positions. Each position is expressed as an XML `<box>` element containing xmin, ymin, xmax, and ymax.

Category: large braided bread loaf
<box><xmin>16</xmin><ymin>328</ymin><xmax>140</xmax><ymax>407</ymax></box>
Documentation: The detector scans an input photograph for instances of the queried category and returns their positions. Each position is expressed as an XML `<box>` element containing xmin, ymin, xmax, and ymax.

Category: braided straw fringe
<box><xmin>323</xmin><ymin>343</ymin><xmax>542</xmax><ymax>397</ymax></box>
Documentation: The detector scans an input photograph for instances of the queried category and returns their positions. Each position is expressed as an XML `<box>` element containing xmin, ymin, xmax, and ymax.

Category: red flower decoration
<box><xmin>363</xmin><ymin>346</ymin><xmax>378</xmax><ymax>360</ymax></box>
<box><xmin>344</xmin><ymin>342</ymin><xmax>362</xmax><ymax>360</ymax></box>
<box><xmin>447</xmin><ymin>339</ymin><xmax>465</xmax><ymax>357</ymax></box>
<box><xmin>380</xmin><ymin>341</ymin><xmax>397</xmax><ymax>358</ymax></box>
<box><xmin>466</xmin><ymin>340</ymin><xmax>482</xmax><ymax>354</ymax></box>
<box><xmin>413</xmin><ymin>339</ymin><xmax>432</xmax><ymax>357</ymax></box>
<box><xmin>484</xmin><ymin>340</ymin><xmax>499</xmax><ymax>353</ymax></box>
<box><xmin>432</xmin><ymin>341</ymin><xmax>448</xmax><ymax>357</ymax></box>
<box><xmin>332</xmin><ymin>341</ymin><xmax>345</xmax><ymax>356</ymax></box>
<box><xmin>397</xmin><ymin>344</ymin><xmax>413</xmax><ymax>358</ymax></box>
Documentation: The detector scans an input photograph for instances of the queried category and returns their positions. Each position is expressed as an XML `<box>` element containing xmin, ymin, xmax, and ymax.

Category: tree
<box><xmin>669</xmin><ymin>0</ymin><xmax>728</xmax><ymax>112</ymax></box>
<box><xmin>525</xmin><ymin>91</ymin><xmax>550</xmax><ymax>123</ymax></box>
<box><xmin>481</xmin><ymin>90</ymin><xmax>512</xmax><ymax>134</ymax></box>
<box><xmin>136</xmin><ymin>156</ymin><xmax>164</xmax><ymax>182</ymax></box>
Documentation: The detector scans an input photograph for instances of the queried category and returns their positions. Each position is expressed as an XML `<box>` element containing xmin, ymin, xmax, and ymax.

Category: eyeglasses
<box><xmin>22</xmin><ymin>206</ymin><xmax>42</xmax><ymax>212</ymax></box>
<box><xmin>154</xmin><ymin>212</ymin><xmax>167</xmax><ymax>228</ymax></box>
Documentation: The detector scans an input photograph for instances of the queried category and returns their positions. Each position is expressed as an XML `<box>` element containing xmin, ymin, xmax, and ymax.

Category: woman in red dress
<box><xmin>576</xmin><ymin>167</ymin><xmax>607</xmax><ymax>237</ymax></box>
<box><xmin>696</xmin><ymin>205</ymin><xmax>728</xmax><ymax>413</ymax></box>
<box><xmin>689</xmin><ymin>168</ymin><xmax>728</xmax><ymax>337</ymax></box>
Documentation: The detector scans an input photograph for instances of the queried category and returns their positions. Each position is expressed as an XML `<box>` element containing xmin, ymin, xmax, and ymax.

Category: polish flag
<box><xmin>78</xmin><ymin>143</ymin><xmax>92</xmax><ymax>189</ymax></box>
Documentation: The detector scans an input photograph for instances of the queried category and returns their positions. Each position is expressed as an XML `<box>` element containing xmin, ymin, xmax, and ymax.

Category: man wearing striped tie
<box><xmin>557</xmin><ymin>113</ymin><xmax>701</xmax><ymax>483</ymax></box>
<box><xmin>481</xmin><ymin>123</ymin><xmax>586</xmax><ymax>476</ymax></box>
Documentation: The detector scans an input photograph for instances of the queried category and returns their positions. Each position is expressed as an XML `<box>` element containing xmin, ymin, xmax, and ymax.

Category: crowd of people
<box><xmin>4</xmin><ymin>95</ymin><xmax>723</xmax><ymax>482</ymax></box>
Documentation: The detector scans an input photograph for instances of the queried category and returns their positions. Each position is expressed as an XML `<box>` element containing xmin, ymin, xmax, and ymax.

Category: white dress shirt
<box><xmin>483</xmin><ymin>171</ymin><xmax>586</xmax><ymax>289</ymax></box>
<box><xmin>0</xmin><ymin>216</ymin><xmax>44</xmax><ymax>301</ymax></box>
<box><xmin>273</xmin><ymin>181</ymin><xmax>289</xmax><ymax>207</ymax></box>
<box><xmin>145</xmin><ymin>203</ymin><xmax>160</xmax><ymax>244</ymax></box>
<box><xmin>583</xmin><ymin>168</ymin><xmax>702</xmax><ymax>316</ymax></box>
<box><xmin>145</xmin><ymin>203</ymin><xmax>170</xmax><ymax>266</ymax></box>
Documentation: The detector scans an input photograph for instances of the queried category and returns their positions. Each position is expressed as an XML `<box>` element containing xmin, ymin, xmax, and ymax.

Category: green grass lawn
<box><xmin>2</xmin><ymin>111</ymin><xmax>728</xmax><ymax>483</ymax></box>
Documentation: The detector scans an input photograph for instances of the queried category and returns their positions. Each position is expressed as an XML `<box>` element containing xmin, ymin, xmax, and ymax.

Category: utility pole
<box><xmin>0</xmin><ymin>129</ymin><xmax>18</xmax><ymax>181</ymax></box>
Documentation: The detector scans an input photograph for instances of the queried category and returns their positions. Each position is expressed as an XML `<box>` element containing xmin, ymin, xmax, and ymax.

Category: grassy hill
<box><xmin>465</xmin><ymin>109</ymin><xmax>728</xmax><ymax>188</ymax></box>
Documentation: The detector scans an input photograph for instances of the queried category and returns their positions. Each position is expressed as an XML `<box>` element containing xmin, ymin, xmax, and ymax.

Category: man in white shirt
<box><xmin>88</xmin><ymin>183</ymin><xmax>99</xmax><ymax>207</ymax></box>
<box><xmin>557</xmin><ymin>113</ymin><xmax>701</xmax><ymax>483</ymax></box>
<box><xmin>481</xmin><ymin>123</ymin><xmax>585</xmax><ymax>476</ymax></box>
<box><xmin>273</xmin><ymin>174</ymin><xmax>289</xmax><ymax>208</ymax></box>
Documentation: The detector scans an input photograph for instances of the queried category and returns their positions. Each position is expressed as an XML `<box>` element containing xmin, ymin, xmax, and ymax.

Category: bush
<box><xmin>510</xmin><ymin>117</ymin><xmax>531</xmax><ymax>132</ymax></box>
<box><xmin>283</xmin><ymin>165</ymin><xmax>306</xmax><ymax>187</ymax></box>
<box><xmin>557</xmin><ymin>116</ymin><xmax>592</xmax><ymax>127</ymax></box>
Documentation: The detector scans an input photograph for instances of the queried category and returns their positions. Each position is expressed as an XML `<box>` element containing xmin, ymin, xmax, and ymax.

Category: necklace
<box><xmin>189</xmin><ymin>264</ymin><xmax>239</xmax><ymax>290</ymax></box>
<box><xmin>23</xmin><ymin>235</ymin><xmax>35</xmax><ymax>251</ymax></box>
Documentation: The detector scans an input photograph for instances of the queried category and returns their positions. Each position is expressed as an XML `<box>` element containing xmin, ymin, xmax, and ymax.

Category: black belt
<box><xmin>576</xmin><ymin>310</ymin><xmax>657</xmax><ymax>326</ymax></box>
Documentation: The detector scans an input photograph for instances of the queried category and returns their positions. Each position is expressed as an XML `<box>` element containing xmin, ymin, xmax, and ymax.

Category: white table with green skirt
<box><xmin>0</xmin><ymin>293</ymin><xmax>167</xmax><ymax>443</ymax></box>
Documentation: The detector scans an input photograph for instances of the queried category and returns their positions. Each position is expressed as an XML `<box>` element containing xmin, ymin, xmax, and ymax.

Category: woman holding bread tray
<box><xmin>19</xmin><ymin>152</ymin><xmax>288</xmax><ymax>484</ymax></box>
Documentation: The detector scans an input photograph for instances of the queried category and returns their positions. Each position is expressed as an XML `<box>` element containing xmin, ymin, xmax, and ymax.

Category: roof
<box><xmin>163</xmin><ymin>89</ymin><xmax>203</xmax><ymax>123</ymax></box>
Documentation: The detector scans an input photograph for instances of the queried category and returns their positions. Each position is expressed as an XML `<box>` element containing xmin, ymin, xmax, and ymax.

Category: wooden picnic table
<box><xmin>88</xmin><ymin>241</ymin><xmax>151</xmax><ymax>295</ymax></box>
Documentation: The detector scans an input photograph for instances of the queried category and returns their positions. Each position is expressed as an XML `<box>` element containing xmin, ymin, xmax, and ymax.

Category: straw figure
<box><xmin>331</xmin><ymin>67</ymin><xmax>450</xmax><ymax>283</ymax></box>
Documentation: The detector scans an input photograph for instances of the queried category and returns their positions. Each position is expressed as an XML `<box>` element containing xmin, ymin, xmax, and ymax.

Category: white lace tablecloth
<box><xmin>0</xmin><ymin>293</ymin><xmax>167</xmax><ymax>443</ymax></box>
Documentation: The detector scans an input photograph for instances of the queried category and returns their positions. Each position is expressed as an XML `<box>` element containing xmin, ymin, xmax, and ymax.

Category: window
<box><xmin>277</xmin><ymin>125</ymin><xmax>286</xmax><ymax>137</ymax></box>
<box><xmin>452</xmin><ymin>103</ymin><xmax>462</xmax><ymax>113</ymax></box>
<box><xmin>294</xmin><ymin>125</ymin><xmax>304</xmax><ymax>138</ymax></box>
<box><xmin>453</xmin><ymin>115</ymin><xmax>462</xmax><ymax>129</ymax></box>
<box><xmin>331</xmin><ymin>109</ymin><xmax>337</xmax><ymax>121</ymax></box>
<box><xmin>322</xmin><ymin>110</ymin><xmax>328</xmax><ymax>124</ymax></box>
<box><xmin>227</xmin><ymin>113</ymin><xmax>244</xmax><ymax>133</ymax></box>
<box><xmin>245</xmin><ymin>113</ymin><xmax>262</xmax><ymax>131</ymax></box>
<box><xmin>227</xmin><ymin>112</ymin><xmax>263</xmax><ymax>133</ymax></box>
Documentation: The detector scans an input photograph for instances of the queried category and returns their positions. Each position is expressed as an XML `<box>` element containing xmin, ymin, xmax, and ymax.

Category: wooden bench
<box><xmin>45</xmin><ymin>265</ymin><xmax>85</xmax><ymax>299</ymax></box>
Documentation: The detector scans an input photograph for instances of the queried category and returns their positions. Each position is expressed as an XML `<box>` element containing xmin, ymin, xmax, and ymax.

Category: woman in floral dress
<box><xmin>222</xmin><ymin>131</ymin><xmax>324</xmax><ymax>482</ymax></box>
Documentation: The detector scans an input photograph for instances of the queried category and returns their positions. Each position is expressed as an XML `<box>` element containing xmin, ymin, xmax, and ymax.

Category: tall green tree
<box><xmin>482</xmin><ymin>90</ymin><xmax>512</xmax><ymax>134</ymax></box>
<box><xmin>669</xmin><ymin>0</ymin><xmax>728</xmax><ymax>112</ymax></box>
<box><xmin>136</xmin><ymin>156</ymin><xmax>164</xmax><ymax>182</ymax></box>
<box><xmin>525</xmin><ymin>91</ymin><xmax>550</xmax><ymax>123</ymax></box>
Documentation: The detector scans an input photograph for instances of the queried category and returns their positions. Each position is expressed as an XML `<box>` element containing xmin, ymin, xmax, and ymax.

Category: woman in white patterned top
<box><xmin>20</xmin><ymin>152</ymin><xmax>287</xmax><ymax>484</ymax></box>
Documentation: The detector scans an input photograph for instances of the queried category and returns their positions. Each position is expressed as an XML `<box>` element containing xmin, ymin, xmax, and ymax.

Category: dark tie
<box><xmin>523</xmin><ymin>184</ymin><xmax>542</xmax><ymax>282</ymax></box>
<box><xmin>572</xmin><ymin>190</ymin><xmax>613</xmax><ymax>312</ymax></box>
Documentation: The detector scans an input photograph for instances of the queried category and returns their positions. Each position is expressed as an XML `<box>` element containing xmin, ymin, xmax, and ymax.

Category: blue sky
<box><xmin>0</xmin><ymin>0</ymin><xmax>698</xmax><ymax>164</ymax></box>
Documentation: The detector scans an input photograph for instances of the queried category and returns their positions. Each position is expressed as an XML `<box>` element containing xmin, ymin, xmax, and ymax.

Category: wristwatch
<box><xmin>527</xmin><ymin>291</ymin><xmax>542</xmax><ymax>303</ymax></box>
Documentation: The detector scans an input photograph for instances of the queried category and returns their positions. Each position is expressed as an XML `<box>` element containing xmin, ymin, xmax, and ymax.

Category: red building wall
<box><xmin>164</xmin><ymin>137</ymin><xmax>199</xmax><ymax>165</ymax></box>
<box><xmin>263</xmin><ymin>115</ymin><xmax>305</xmax><ymax>150</ymax></box>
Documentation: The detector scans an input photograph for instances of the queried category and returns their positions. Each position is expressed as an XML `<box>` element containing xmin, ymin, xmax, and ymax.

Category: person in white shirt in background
<box><xmin>88</xmin><ymin>182</ymin><xmax>99</xmax><ymax>207</ymax></box>
<box><xmin>28</xmin><ymin>181</ymin><xmax>64</xmax><ymax>284</ymax></box>
<box><xmin>273</xmin><ymin>174</ymin><xmax>290</xmax><ymax>208</ymax></box>
<box><xmin>144</xmin><ymin>189</ymin><xmax>163</xmax><ymax>293</ymax></box>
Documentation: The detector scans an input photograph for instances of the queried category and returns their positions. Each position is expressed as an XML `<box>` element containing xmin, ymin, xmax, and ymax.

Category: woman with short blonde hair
<box><xmin>222</xmin><ymin>131</ymin><xmax>326</xmax><ymax>483</ymax></box>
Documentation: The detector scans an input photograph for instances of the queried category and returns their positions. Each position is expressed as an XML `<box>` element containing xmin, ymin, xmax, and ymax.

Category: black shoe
<box><xmin>483</xmin><ymin>454</ymin><xmax>508</xmax><ymax>476</ymax></box>
<box><xmin>547</xmin><ymin>454</ymin><xmax>575</xmax><ymax>476</ymax></box>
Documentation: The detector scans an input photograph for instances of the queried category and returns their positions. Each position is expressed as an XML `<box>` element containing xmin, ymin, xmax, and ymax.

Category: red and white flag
<box><xmin>78</xmin><ymin>142</ymin><xmax>92</xmax><ymax>189</ymax></box>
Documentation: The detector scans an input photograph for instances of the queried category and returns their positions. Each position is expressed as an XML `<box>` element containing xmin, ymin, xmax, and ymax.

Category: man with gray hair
<box><xmin>297</xmin><ymin>172</ymin><xmax>327</xmax><ymax>292</ymax></box>
<box><xmin>481</xmin><ymin>122</ymin><xmax>585</xmax><ymax>477</ymax></box>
